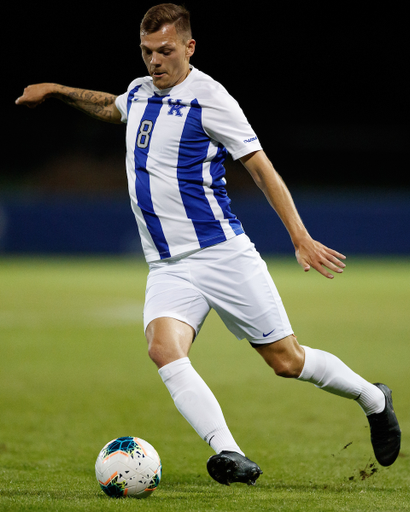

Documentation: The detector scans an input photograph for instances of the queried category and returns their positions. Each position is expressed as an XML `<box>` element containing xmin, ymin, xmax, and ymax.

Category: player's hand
<box><xmin>295</xmin><ymin>235</ymin><xmax>346</xmax><ymax>279</ymax></box>
<box><xmin>15</xmin><ymin>84</ymin><xmax>53</xmax><ymax>108</ymax></box>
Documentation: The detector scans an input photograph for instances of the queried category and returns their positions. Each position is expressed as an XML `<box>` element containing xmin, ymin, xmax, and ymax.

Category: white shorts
<box><xmin>144</xmin><ymin>234</ymin><xmax>293</xmax><ymax>345</ymax></box>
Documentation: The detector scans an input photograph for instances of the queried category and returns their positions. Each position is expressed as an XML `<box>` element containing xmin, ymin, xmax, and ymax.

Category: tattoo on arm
<box><xmin>56</xmin><ymin>87</ymin><xmax>119</xmax><ymax>123</ymax></box>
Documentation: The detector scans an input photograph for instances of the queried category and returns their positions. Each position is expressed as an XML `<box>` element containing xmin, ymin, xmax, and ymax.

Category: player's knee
<box><xmin>145</xmin><ymin>320</ymin><xmax>194</xmax><ymax>369</ymax></box>
<box><xmin>147</xmin><ymin>339</ymin><xmax>162</xmax><ymax>366</ymax></box>
<box><xmin>271</xmin><ymin>359</ymin><xmax>302</xmax><ymax>378</ymax></box>
<box><xmin>146</xmin><ymin>337</ymin><xmax>175</xmax><ymax>369</ymax></box>
<box><xmin>254</xmin><ymin>335</ymin><xmax>305</xmax><ymax>379</ymax></box>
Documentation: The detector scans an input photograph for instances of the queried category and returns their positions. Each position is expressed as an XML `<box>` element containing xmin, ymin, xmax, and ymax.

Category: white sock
<box><xmin>158</xmin><ymin>357</ymin><xmax>244</xmax><ymax>455</ymax></box>
<box><xmin>298</xmin><ymin>346</ymin><xmax>385</xmax><ymax>415</ymax></box>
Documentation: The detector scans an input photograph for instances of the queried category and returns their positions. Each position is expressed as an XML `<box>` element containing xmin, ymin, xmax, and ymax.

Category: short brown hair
<box><xmin>140</xmin><ymin>3</ymin><xmax>192</xmax><ymax>41</ymax></box>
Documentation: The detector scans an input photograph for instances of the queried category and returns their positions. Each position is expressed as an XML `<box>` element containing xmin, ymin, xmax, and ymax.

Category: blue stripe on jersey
<box><xmin>127</xmin><ymin>85</ymin><xmax>142</xmax><ymax>117</ymax></box>
<box><xmin>209</xmin><ymin>144</ymin><xmax>244</xmax><ymax>234</ymax></box>
<box><xmin>177</xmin><ymin>99</ymin><xmax>227</xmax><ymax>248</ymax></box>
<box><xmin>134</xmin><ymin>95</ymin><xmax>171</xmax><ymax>259</ymax></box>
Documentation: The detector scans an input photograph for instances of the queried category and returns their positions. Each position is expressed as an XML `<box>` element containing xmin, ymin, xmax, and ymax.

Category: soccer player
<box><xmin>16</xmin><ymin>3</ymin><xmax>400</xmax><ymax>486</ymax></box>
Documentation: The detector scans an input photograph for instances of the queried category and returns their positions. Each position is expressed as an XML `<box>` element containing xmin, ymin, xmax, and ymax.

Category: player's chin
<box><xmin>152</xmin><ymin>73</ymin><xmax>169</xmax><ymax>88</ymax></box>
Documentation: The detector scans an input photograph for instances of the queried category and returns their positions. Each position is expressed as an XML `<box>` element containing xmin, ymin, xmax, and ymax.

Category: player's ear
<box><xmin>186</xmin><ymin>39</ymin><xmax>196</xmax><ymax>58</ymax></box>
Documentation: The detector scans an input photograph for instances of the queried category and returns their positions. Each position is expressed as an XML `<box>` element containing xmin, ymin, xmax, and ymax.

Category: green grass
<box><xmin>0</xmin><ymin>256</ymin><xmax>409</xmax><ymax>511</ymax></box>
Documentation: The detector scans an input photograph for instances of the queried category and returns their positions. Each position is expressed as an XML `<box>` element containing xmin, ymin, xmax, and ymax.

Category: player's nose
<box><xmin>150</xmin><ymin>52</ymin><xmax>161</xmax><ymax>65</ymax></box>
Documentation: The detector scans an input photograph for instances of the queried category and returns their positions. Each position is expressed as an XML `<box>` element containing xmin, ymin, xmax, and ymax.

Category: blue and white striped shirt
<box><xmin>115</xmin><ymin>66</ymin><xmax>262</xmax><ymax>262</ymax></box>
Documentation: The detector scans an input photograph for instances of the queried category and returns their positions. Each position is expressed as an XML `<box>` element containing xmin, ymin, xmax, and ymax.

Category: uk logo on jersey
<box><xmin>167</xmin><ymin>99</ymin><xmax>186</xmax><ymax>117</ymax></box>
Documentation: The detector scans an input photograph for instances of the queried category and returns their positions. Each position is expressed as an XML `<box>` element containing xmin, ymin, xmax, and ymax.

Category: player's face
<box><xmin>140</xmin><ymin>24</ymin><xmax>195</xmax><ymax>90</ymax></box>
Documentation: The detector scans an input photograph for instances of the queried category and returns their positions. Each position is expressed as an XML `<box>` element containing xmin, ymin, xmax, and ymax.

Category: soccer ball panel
<box><xmin>95</xmin><ymin>436</ymin><xmax>162</xmax><ymax>498</ymax></box>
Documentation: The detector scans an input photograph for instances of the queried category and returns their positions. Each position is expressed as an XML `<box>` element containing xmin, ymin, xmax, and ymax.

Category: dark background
<box><xmin>2</xmin><ymin>2</ymin><xmax>409</xmax><ymax>256</ymax></box>
<box><xmin>5</xmin><ymin>1</ymin><xmax>409</xmax><ymax>195</ymax></box>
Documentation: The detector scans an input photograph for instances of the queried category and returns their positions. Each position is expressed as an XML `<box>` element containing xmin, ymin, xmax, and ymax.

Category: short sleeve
<box><xmin>115</xmin><ymin>91</ymin><xmax>129</xmax><ymax>123</ymax></box>
<box><xmin>201</xmin><ymin>86</ymin><xmax>262</xmax><ymax>160</ymax></box>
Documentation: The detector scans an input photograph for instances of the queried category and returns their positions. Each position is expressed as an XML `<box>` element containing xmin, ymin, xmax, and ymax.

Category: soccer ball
<box><xmin>95</xmin><ymin>436</ymin><xmax>162</xmax><ymax>498</ymax></box>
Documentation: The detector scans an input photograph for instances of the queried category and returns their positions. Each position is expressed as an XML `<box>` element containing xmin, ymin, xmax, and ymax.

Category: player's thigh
<box><xmin>144</xmin><ymin>261</ymin><xmax>211</xmax><ymax>338</ymax></box>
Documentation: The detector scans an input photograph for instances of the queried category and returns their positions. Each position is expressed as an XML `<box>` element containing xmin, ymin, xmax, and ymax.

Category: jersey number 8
<box><xmin>137</xmin><ymin>120</ymin><xmax>154</xmax><ymax>149</ymax></box>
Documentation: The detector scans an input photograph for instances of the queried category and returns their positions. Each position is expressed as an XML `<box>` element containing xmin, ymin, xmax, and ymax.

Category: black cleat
<box><xmin>207</xmin><ymin>451</ymin><xmax>262</xmax><ymax>486</ymax></box>
<box><xmin>367</xmin><ymin>383</ymin><xmax>401</xmax><ymax>466</ymax></box>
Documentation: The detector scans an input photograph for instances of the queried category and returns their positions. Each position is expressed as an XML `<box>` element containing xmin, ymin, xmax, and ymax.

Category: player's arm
<box><xmin>15</xmin><ymin>83</ymin><xmax>122</xmax><ymax>124</ymax></box>
<box><xmin>240</xmin><ymin>150</ymin><xmax>346</xmax><ymax>279</ymax></box>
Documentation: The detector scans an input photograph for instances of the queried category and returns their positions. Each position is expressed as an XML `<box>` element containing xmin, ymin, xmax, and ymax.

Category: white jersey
<box><xmin>115</xmin><ymin>66</ymin><xmax>262</xmax><ymax>262</ymax></box>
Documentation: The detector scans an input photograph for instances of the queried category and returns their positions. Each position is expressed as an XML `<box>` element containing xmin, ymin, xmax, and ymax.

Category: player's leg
<box><xmin>145</xmin><ymin>315</ymin><xmax>194</xmax><ymax>368</ymax></box>
<box><xmin>149</xmin><ymin>318</ymin><xmax>261</xmax><ymax>485</ymax></box>
<box><xmin>254</xmin><ymin>335</ymin><xmax>401</xmax><ymax>466</ymax></box>
<box><xmin>144</xmin><ymin>257</ymin><xmax>262</xmax><ymax>485</ymax></box>
<box><xmin>192</xmin><ymin>235</ymin><xmax>400</xmax><ymax>467</ymax></box>
<box><xmin>146</xmin><ymin>315</ymin><xmax>244</xmax><ymax>452</ymax></box>
<box><xmin>252</xmin><ymin>334</ymin><xmax>305</xmax><ymax>378</ymax></box>
<box><xmin>254</xmin><ymin>335</ymin><xmax>384</xmax><ymax>409</ymax></box>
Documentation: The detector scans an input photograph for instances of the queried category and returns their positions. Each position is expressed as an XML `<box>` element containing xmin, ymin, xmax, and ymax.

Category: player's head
<box><xmin>140</xmin><ymin>3</ymin><xmax>192</xmax><ymax>43</ymax></box>
<box><xmin>140</xmin><ymin>4</ymin><xmax>196</xmax><ymax>90</ymax></box>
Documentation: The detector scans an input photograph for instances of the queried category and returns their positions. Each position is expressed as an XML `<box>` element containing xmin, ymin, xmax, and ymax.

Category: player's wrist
<box><xmin>291</xmin><ymin>231</ymin><xmax>312</xmax><ymax>249</ymax></box>
<box><xmin>47</xmin><ymin>83</ymin><xmax>65</xmax><ymax>99</ymax></box>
